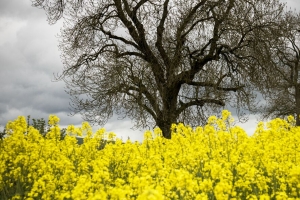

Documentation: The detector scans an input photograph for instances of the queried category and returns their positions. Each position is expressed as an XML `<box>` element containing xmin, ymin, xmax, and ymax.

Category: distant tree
<box><xmin>27</xmin><ymin>115</ymin><xmax>67</xmax><ymax>139</ymax></box>
<box><xmin>32</xmin><ymin>0</ymin><xmax>285</xmax><ymax>138</ymax></box>
<box><xmin>252</xmin><ymin>11</ymin><xmax>300</xmax><ymax>125</ymax></box>
<box><xmin>0</xmin><ymin>126</ymin><xmax>5</xmax><ymax>140</ymax></box>
<box><xmin>27</xmin><ymin>115</ymin><xmax>47</xmax><ymax>136</ymax></box>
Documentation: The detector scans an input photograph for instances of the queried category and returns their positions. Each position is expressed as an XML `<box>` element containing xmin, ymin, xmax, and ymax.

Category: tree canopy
<box><xmin>252</xmin><ymin>11</ymin><xmax>300</xmax><ymax>125</ymax></box>
<box><xmin>32</xmin><ymin>0</ymin><xmax>285</xmax><ymax>138</ymax></box>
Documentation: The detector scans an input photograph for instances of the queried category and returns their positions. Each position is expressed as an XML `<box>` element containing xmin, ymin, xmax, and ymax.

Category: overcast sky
<box><xmin>0</xmin><ymin>0</ymin><xmax>299</xmax><ymax>142</ymax></box>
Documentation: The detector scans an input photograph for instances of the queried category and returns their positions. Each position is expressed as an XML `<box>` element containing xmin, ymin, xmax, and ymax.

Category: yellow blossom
<box><xmin>1</xmin><ymin>110</ymin><xmax>300</xmax><ymax>199</ymax></box>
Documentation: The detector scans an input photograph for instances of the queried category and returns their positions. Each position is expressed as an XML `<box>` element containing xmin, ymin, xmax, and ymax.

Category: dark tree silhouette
<box><xmin>32</xmin><ymin>0</ymin><xmax>285</xmax><ymax>138</ymax></box>
<box><xmin>252</xmin><ymin>11</ymin><xmax>300</xmax><ymax>125</ymax></box>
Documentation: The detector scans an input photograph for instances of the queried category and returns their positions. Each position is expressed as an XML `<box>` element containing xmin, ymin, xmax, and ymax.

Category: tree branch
<box><xmin>114</xmin><ymin>0</ymin><xmax>140</xmax><ymax>44</ymax></box>
<box><xmin>155</xmin><ymin>0</ymin><xmax>171</xmax><ymax>70</ymax></box>
<box><xmin>177</xmin><ymin>98</ymin><xmax>225</xmax><ymax>115</ymax></box>
<box><xmin>100</xmin><ymin>27</ymin><xmax>141</xmax><ymax>50</ymax></box>
<box><xmin>124</xmin><ymin>88</ymin><xmax>157</xmax><ymax>120</ymax></box>
<box><xmin>115</xmin><ymin>0</ymin><xmax>166</xmax><ymax>90</ymax></box>
<box><xmin>187</xmin><ymin>81</ymin><xmax>245</xmax><ymax>92</ymax></box>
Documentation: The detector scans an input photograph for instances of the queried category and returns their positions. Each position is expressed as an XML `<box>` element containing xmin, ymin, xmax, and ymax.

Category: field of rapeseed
<box><xmin>1</xmin><ymin>111</ymin><xmax>300</xmax><ymax>200</ymax></box>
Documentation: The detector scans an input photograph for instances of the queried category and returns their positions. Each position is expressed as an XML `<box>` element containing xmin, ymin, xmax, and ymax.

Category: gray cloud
<box><xmin>0</xmin><ymin>0</ymin><xmax>78</xmax><ymax>128</ymax></box>
<box><xmin>282</xmin><ymin>0</ymin><xmax>300</xmax><ymax>11</ymax></box>
<box><xmin>0</xmin><ymin>0</ymin><xmax>45</xmax><ymax>20</ymax></box>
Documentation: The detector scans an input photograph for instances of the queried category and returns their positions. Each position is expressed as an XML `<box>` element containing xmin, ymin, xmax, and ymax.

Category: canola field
<box><xmin>1</xmin><ymin>111</ymin><xmax>300</xmax><ymax>200</ymax></box>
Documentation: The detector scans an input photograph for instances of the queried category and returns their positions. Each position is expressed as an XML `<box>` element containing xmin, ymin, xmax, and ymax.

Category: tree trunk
<box><xmin>156</xmin><ymin>85</ymin><xmax>181</xmax><ymax>139</ymax></box>
<box><xmin>157</xmin><ymin>119</ymin><xmax>174</xmax><ymax>139</ymax></box>
<box><xmin>296</xmin><ymin>83</ymin><xmax>300</xmax><ymax>126</ymax></box>
<box><xmin>156</xmin><ymin>107</ymin><xmax>178</xmax><ymax>139</ymax></box>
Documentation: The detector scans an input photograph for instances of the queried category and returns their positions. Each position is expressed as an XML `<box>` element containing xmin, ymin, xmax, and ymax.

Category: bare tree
<box><xmin>253</xmin><ymin>11</ymin><xmax>300</xmax><ymax>125</ymax></box>
<box><xmin>32</xmin><ymin>0</ymin><xmax>285</xmax><ymax>138</ymax></box>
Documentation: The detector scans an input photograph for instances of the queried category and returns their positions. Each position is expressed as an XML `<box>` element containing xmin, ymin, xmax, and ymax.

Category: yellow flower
<box><xmin>1</xmin><ymin>111</ymin><xmax>300</xmax><ymax>199</ymax></box>
<box><xmin>260</xmin><ymin>194</ymin><xmax>270</xmax><ymax>200</ymax></box>
<box><xmin>222</xmin><ymin>110</ymin><xmax>231</xmax><ymax>121</ymax></box>
<box><xmin>108</xmin><ymin>132</ymin><xmax>116</xmax><ymax>140</ymax></box>
<box><xmin>48</xmin><ymin>114</ymin><xmax>60</xmax><ymax>126</ymax></box>
<box><xmin>138</xmin><ymin>189</ymin><xmax>164</xmax><ymax>200</ymax></box>
<box><xmin>287</xmin><ymin>115</ymin><xmax>295</xmax><ymax>124</ymax></box>
<box><xmin>66</xmin><ymin>124</ymin><xmax>76</xmax><ymax>135</ymax></box>
<box><xmin>207</xmin><ymin>115</ymin><xmax>217</xmax><ymax>124</ymax></box>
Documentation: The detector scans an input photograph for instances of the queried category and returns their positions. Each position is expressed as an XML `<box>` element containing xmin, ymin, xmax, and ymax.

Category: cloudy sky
<box><xmin>0</xmin><ymin>0</ymin><xmax>299</xmax><ymax>142</ymax></box>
